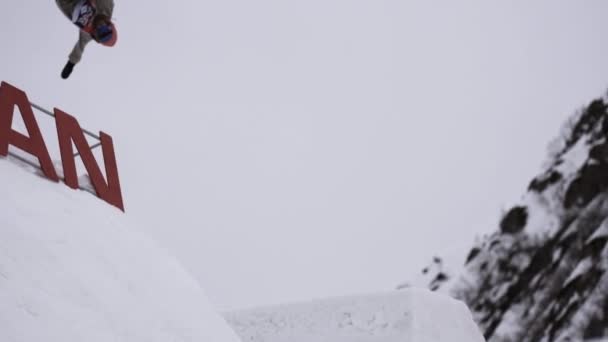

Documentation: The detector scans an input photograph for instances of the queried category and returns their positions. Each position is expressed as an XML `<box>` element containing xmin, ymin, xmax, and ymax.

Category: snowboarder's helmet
<box><xmin>93</xmin><ymin>16</ymin><xmax>117</xmax><ymax>47</ymax></box>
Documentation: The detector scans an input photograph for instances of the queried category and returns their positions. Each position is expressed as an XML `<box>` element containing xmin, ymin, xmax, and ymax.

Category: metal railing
<box><xmin>30</xmin><ymin>102</ymin><xmax>102</xmax><ymax>157</ymax></box>
<box><xmin>5</xmin><ymin>102</ymin><xmax>103</xmax><ymax>195</ymax></box>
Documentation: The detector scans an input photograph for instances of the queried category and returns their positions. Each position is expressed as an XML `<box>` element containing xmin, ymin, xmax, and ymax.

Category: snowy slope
<box><xmin>0</xmin><ymin>157</ymin><xmax>241</xmax><ymax>342</ymax></box>
<box><xmin>224</xmin><ymin>289</ymin><xmax>485</xmax><ymax>342</ymax></box>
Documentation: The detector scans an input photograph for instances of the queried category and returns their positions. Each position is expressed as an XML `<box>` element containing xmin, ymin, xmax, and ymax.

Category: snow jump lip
<box><xmin>0</xmin><ymin>81</ymin><xmax>124</xmax><ymax>212</ymax></box>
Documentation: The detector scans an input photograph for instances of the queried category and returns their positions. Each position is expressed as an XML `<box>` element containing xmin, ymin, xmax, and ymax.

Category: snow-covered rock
<box><xmin>405</xmin><ymin>94</ymin><xmax>608</xmax><ymax>341</ymax></box>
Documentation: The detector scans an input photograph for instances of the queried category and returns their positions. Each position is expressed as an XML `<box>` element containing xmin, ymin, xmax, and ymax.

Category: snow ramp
<box><xmin>0</xmin><ymin>157</ymin><xmax>241</xmax><ymax>342</ymax></box>
<box><xmin>224</xmin><ymin>289</ymin><xmax>486</xmax><ymax>342</ymax></box>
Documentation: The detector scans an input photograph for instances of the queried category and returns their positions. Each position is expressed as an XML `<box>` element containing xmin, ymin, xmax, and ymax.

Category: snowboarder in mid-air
<box><xmin>55</xmin><ymin>0</ymin><xmax>117</xmax><ymax>79</ymax></box>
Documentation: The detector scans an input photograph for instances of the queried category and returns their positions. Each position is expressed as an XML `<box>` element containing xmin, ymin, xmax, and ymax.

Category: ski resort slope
<box><xmin>0</xmin><ymin>157</ymin><xmax>241</xmax><ymax>342</ymax></box>
<box><xmin>225</xmin><ymin>289</ymin><xmax>486</xmax><ymax>342</ymax></box>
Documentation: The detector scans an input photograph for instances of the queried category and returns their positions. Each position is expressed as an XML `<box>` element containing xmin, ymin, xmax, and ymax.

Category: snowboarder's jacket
<box><xmin>56</xmin><ymin>0</ymin><xmax>115</xmax><ymax>64</ymax></box>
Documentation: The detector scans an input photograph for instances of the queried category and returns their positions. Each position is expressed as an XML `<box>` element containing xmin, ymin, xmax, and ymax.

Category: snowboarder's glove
<box><xmin>61</xmin><ymin>61</ymin><xmax>75</xmax><ymax>79</ymax></box>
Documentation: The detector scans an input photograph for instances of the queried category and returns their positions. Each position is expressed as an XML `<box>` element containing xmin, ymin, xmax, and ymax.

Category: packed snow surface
<box><xmin>0</xmin><ymin>157</ymin><xmax>241</xmax><ymax>342</ymax></box>
<box><xmin>225</xmin><ymin>289</ymin><xmax>485</xmax><ymax>342</ymax></box>
<box><xmin>0</xmin><ymin>154</ymin><xmax>486</xmax><ymax>342</ymax></box>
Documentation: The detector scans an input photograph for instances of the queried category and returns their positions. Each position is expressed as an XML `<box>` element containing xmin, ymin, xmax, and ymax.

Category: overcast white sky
<box><xmin>2</xmin><ymin>1</ymin><xmax>608</xmax><ymax>311</ymax></box>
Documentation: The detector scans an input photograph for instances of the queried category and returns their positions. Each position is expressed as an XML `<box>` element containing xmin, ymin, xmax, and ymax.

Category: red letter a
<box><xmin>0</xmin><ymin>82</ymin><xmax>59</xmax><ymax>181</ymax></box>
<box><xmin>55</xmin><ymin>109</ymin><xmax>124</xmax><ymax>212</ymax></box>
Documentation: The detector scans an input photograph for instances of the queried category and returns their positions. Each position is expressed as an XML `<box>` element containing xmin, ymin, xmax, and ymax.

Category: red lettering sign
<box><xmin>56</xmin><ymin>109</ymin><xmax>124</xmax><ymax>211</ymax></box>
<box><xmin>0</xmin><ymin>81</ymin><xmax>125</xmax><ymax>212</ymax></box>
<box><xmin>0</xmin><ymin>82</ymin><xmax>59</xmax><ymax>181</ymax></box>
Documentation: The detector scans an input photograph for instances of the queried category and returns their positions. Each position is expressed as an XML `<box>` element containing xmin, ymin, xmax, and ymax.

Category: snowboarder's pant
<box><xmin>56</xmin><ymin>0</ymin><xmax>80</xmax><ymax>19</ymax></box>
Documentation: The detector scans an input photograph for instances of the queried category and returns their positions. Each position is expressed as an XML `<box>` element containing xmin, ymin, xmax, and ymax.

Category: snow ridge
<box><xmin>0</xmin><ymin>157</ymin><xmax>240</xmax><ymax>342</ymax></box>
<box><xmin>224</xmin><ymin>289</ymin><xmax>485</xmax><ymax>342</ymax></box>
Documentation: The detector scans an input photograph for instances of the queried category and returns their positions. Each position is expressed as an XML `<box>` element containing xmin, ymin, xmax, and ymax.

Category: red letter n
<box><xmin>0</xmin><ymin>82</ymin><xmax>59</xmax><ymax>181</ymax></box>
<box><xmin>55</xmin><ymin>109</ymin><xmax>124</xmax><ymax>211</ymax></box>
